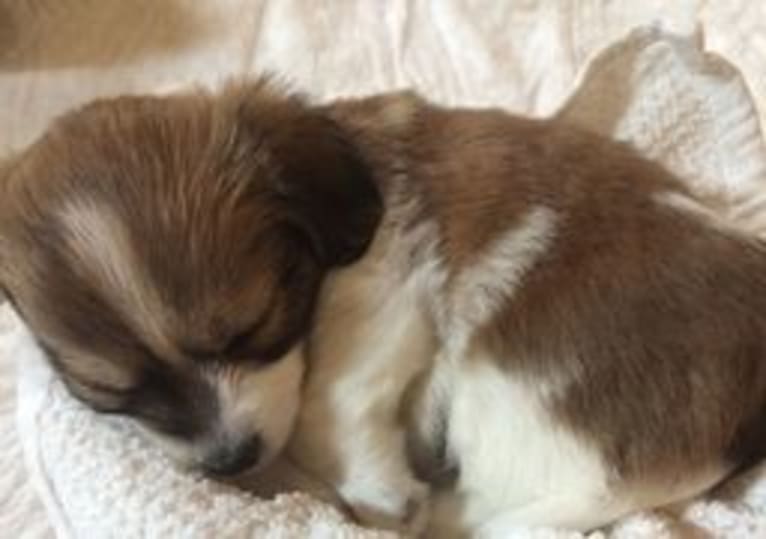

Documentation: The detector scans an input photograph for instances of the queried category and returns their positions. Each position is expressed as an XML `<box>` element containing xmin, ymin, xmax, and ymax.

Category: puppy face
<box><xmin>0</xmin><ymin>80</ymin><xmax>381</xmax><ymax>475</ymax></box>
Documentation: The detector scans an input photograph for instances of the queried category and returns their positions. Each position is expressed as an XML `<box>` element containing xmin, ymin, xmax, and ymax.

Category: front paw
<box><xmin>343</xmin><ymin>477</ymin><xmax>431</xmax><ymax>537</ymax></box>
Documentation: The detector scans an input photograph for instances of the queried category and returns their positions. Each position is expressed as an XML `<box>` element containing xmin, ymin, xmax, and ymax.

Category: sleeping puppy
<box><xmin>2</xmin><ymin>79</ymin><xmax>766</xmax><ymax>537</ymax></box>
<box><xmin>0</xmin><ymin>80</ymin><xmax>382</xmax><ymax>477</ymax></box>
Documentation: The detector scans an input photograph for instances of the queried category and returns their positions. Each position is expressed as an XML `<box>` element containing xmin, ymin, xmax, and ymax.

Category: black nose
<box><xmin>203</xmin><ymin>434</ymin><xmax>262</xmax><ymax>476</ymax></box>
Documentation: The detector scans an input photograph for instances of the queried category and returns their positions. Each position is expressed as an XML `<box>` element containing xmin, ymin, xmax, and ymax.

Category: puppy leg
<box><xmin>336</xmin><ymin>425</ymin><xmax>431</xmax><ymax>535</ymax></box>
<box><xmin>290</xmin><ymin>387</ymin><xmax>431</xmax><ymax>535</ymax></box>
<box><xmin>288</xmin><ymin>295</ymin><xmax>436</xmax><ymax>534</ymax></box>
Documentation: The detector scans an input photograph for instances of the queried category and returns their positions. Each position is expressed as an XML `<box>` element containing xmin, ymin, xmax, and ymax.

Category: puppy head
<box><xmin>0</xmin><ymin>80</ymin><xmax>382</xmax><ymax>475</ymax></box>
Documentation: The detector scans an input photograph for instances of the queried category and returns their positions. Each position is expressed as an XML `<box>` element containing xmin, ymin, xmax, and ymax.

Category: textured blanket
<box><xmin>3</xmin><ymin>2</ymin><xmax>766</xmax><ymax>538</ymax></box>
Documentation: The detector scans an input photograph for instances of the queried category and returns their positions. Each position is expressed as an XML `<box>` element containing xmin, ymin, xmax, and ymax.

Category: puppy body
<box><xmin>3</xmin><ymin>83</ymin><xmax>766</xmax><ymax>536</ymax></box>
<box><xmin>289</xmin><ymin>94</ymin><xmax>766</xmax><ymax>535</ymax></box>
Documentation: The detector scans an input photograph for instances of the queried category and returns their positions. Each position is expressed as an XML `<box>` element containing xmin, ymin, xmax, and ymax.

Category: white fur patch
<box><xmin>57</xmin><ymin>199</ymin><xmax>171</xmax><ymax>353</ymax></box>
<box><xmin>448</xmin><ymin>206</ymin><xmax>557</xmax><ymax>350</ymax></box>
<box><xmin>428</xmin><ymin>349</ymin><xmax>728</xmax><ymax>536</ymax></box>
<box><xmin>438</xmin><ymin>351</ymin><xmax>616</xmax><ymax>532</ymax></box>
<box><xmin>211</xmin><ymin>346</ymin><xmax>305</xmax><ymax>464</ymax></box>
<box><xmin>288</xmin><ymin>222</ymin><xmax>436</xmax><ymax>530</ymax></box>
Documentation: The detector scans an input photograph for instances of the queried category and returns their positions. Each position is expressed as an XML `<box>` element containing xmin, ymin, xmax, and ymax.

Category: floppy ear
<box><xmin>271</xmin><ymin>110</ymin><xmax>382</xmax><ymax>266</ymax></box>
<box><xmin>235</xmin><ymin>83</ymin><xmax>383</xmax><ymax>267</ymax></box>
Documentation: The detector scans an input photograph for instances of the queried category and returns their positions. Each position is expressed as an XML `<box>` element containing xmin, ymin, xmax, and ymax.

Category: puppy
<box><xmin>0</xmin><ymin>81</ymin><xmax>382</xmax><ymax>476</ymax></box>
<box><xmin>2</xmin><ymin>80</ymin><xmax>766</xmax><ymax>538</ymax></box>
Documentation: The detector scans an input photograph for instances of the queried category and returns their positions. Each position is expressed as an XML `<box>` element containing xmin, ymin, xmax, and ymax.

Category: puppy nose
<box><xmin>203</xmin><ymin>434</ymin><xmax>262</xmax><ymax>476</ymax></box>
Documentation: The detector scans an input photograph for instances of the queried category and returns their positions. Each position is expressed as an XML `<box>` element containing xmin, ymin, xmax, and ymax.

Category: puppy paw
<box><xmin>344</xmin><ymin>477</ymin><xmax>431</xmax><ymax>537</ymax></box>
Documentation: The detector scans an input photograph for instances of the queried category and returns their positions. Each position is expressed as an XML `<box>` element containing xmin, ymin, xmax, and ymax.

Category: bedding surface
<box><xmin>3</xmin><ymin>1</ymin><xmax>766</xmax><ymax>537</ymax></box>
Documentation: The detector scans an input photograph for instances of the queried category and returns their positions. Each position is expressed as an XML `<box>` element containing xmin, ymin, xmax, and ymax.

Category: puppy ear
<box><xmin>273</xmin><ymin>111</ymin><xmax>382</xmax><ymax>266</ymax></box>
<box><xmin>235</xmin><ymin>83</ymin><xmax>383</xmax><ymax>267</ymax></box>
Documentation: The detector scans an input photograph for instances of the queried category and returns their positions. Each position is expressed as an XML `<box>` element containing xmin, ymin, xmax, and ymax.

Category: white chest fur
<box><xmin>287</xmin><ymin>222</ymin><xmax>437</xmax><ymax>532</ymax></box>
<box><xmin>429</xmin><ymin>353</ymin><xmax>618</xmax><ymax>535</ymax></box>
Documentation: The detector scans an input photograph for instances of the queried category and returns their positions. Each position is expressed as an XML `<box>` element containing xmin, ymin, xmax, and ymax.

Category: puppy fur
<box><xmin>0</xmin><ymin>80</ymin><xmax>382</xmax><ymax>474</ymax></box>
<box><xmin>2</xmin><ymin>80</ymin><xmax>766</xmax><ymax>536</ymax></box>
<box><xmin>290</xmin><ymin>94</ymin><xmax>766</xmax><ymax>535</ymax></box>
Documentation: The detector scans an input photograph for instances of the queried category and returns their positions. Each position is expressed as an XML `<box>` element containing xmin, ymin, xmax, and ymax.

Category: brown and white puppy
<box><xmin>0</xmin><ymin>81</ymin><xmax>382</xmax><ymax>476</ymax></box>
<box><xmin>2</xmin><ymin>80</ymin><xmax>766</xmax><ymax>537</ymax></box>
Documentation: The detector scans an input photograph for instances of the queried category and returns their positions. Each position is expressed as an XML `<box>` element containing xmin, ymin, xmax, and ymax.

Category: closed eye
<box><xmin>222</xmin><ymin>299</ymin><xmax>279</xmax><ymax>359</ymax></box>
<box><xmin>222</xmin><ymin>325</ymin><xmax>294</xmax><ymax>363</ymax></box>
<box><xmin>180</xmin><ymin>325</ymin><xmax>260</xmax><ymax>360</ymax></box>
<box><xmin>60</xmin><ymin>374</ymin><xmax>137</xmax><ymax>414</ymax></box>
<box><xmin>223</xmin><ymin>325</ymin><xmax>260</xmax><ymax>357</ymax></box>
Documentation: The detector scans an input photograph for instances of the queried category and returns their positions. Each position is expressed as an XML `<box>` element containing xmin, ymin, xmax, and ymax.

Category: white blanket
<box><xmin>3</xmin><ymin>2</ymin><xmax>766</xmax><ymax>538</ymax></box>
